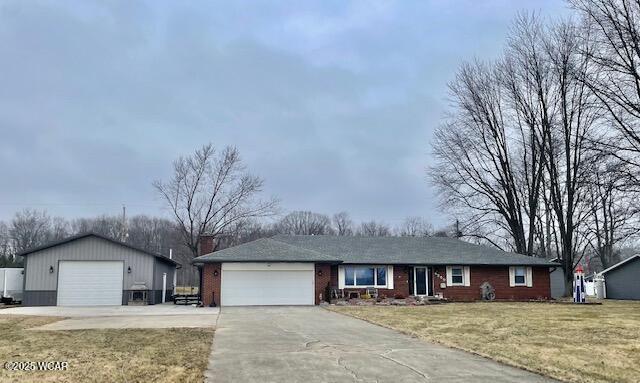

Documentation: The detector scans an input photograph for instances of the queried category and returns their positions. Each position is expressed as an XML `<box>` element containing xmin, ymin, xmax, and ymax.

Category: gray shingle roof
<box><xmin>17</xmin><ymin>232</ymin><xmax>180</xmax><ymax>267</ymax></box>
<box><xmin>192</xmin><ymin>238</ymin><xmax>341</xmax><ymax>263</ymax></box>
<box><xmin>194</xmin><ymin>235</ymin><xmax>557</xmax><ymax>266</ymax></box>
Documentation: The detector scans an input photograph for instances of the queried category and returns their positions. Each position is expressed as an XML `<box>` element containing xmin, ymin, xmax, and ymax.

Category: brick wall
<box><xmin>203</xmin><ymin>263</ymin><xmax>551</xmax><ymax>306</ymax></box>
<box><xmin>326</xmin><ymin>265</ymin><xmax>550</xmax><ymax>302</ymax></box>
<box><xmin>201</xmin><ymin>263</ymin><xmax>221</xmax><ymax>306</ymax></box>
<box><xmin>433</xmin><ymin>266</ymin><xmax>551</xmax><ymax>301</ymax></box>
<box><xmin>315</xmin><ymin>264</ymin><xmax>332</xmax><ymax>304</ymax></box>
<box><xmin>199</xmin><ymin>235</ymin><xmax>217</xmax><ymax>256</ymax></box>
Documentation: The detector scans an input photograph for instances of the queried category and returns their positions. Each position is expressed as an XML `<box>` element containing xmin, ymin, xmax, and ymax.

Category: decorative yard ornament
<box><xmin>573</xmin><ymin>264</ymin><xmax>586</xmax><ymax>303</ymax></box>
<box><xmin>479</xmin><ymin>281</ymin><xmax>496</xmax><ymax>301</ymax></box>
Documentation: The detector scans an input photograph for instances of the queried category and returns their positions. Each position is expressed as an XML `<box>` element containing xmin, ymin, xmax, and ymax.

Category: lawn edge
<box><xmin>324</xmin><ymin>306</ymin><xmax>570</xmax><ymax>383</ymax></box>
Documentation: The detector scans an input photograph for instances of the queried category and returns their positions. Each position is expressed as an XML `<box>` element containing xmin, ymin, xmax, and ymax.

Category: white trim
<box><xmin>446</xmin><ymin>265</ymin><xmax>465</xmax><ymax>286</ymax></box>
<box><xmin>598</xmin><ymin>254</ymin><xmax>640</xmax><ymax>275</ymax></box>
<box><xmin>463</xmin><ymin>266</ymin><xmax>471</xmax><ymax>286</ymax></box>
<box><xmin>413</xmin><ymin>266</ymin><xmax>431</xmax><ymax>296</ymax></box>
<box><xmin>387</xmin><ymin>266</ymin><xmax>394</xmax><ymax>289</ymax></box>
<box><xmin>172</xmin><ymin>269</ymin><xmax>177</xmax><ymax>296</ymax></box>
<box><xmin>526</xmin><ymin>267</ymin><xmax>533</xmax><ymax>288</ymax></box>
<box><xmin>338</xmin><ymin>266</ymin><xmax>345</xmax><ymax>289</ymax></box>
<box><xmin>221</xmin><ymin>262</ymin><xmax>314</xmax><ymax>271</ymax></box>
<box><xmin>509</xmin><ymin>267</ymin><xmax>516</xmax><ymax>287</ymax></box>
<box><xmin>512</xmin><ymin>266</ymin><xmax>528</xmax><ymax>287</ymax></box>
<box><xmin>162</xmin><ymin>273</ymin><xmax>167</xmax><ymax>303</ymax></box>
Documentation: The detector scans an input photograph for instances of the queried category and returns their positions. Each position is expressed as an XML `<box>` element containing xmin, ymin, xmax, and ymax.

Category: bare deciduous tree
<box><xmin>543</xmin><ymin>19</ymin><xmax>599</xmax><ymax>292</ymax></box>
<box><xmin>154</xmin><ymin>143</ymin><xmax>278</xmax><ymax>258</ymax></box>
<box><xmin>332</xmin><ymin>211</ymin><xmax>354</xmax><ymax>236</ymax></box>
<box><xmin>276</xmin><ymin>211</ymin><xmax>333</xmax><ymax>235</ymax></box>
<box><xmin>429</xmin><ymin>56</ymin><xmax>539</xmax><ymax>254</ymax></box>
<box><xmin>582</xmin><ymin>158</ymin><xmax>640</xmax><ymax>268</ymax></box>
<box><xmin>571</xmin><ymin>0</ymin><xmax>640</xmax><ymax>176</ymax></box>
<box><xmin>10</xmin><ymin>209</ymin><xmax>51</xmax><ymax>254</ymax></box>
<box><xmin>358</xmin><ymin>220</ymin><xmax>391</xmax><ymax>237</ymax></box>
<box><xmin>398</xmin><ymin>216</ymin><xmax>433</xmax><ymax>237</ymax></box>
<box><xmin>429</xmin><ymin>14</ymin><xmax>606</xmax><ymax>293</ymax></box>
<box><xmin>0</xmin><ymin>222</ymin><xmax>16</xmax><ymax>267</ymax></box>
<box><xmin>71</xmin><ymin>215</ymin><xmax>125</xmax><ymax>239</ymax></box>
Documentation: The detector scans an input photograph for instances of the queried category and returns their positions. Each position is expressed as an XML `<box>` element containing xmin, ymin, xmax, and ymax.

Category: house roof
<box><xmin>192</xmin><ymin>238</ymin><xmax>341</xmax><ymax>263</ymax></box>
<box><xmin>16</xmin><ymin>232</ymin><xmax>180</xmax><ymax>267</ymax></box>
<box><xmin>598</xmin><ymin>254</ymin><xmax>640</xmax><ymax>275</ymax></box>
<box><xmin>194</xmin><ymin>235</ymin><xmax>558</xmax><ymax>266</ymax></box>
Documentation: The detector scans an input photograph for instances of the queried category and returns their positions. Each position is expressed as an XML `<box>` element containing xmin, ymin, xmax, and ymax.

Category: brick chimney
<box><xmin>198</xmin><ymin>234</ymin><xmax>217</xmax><ymax>255</ymax></box>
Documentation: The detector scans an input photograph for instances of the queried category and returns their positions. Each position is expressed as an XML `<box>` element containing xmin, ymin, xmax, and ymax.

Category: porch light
<box><xmin>49</xmin><ymin>266</ymin><xmax>54</xmax><ymax>274</ymax></box>
<box><xmin>213</xmin><ymin>270</ymin><xmax>219</xmax><ymax>277</ymax></box>
<box><xmin>127</xmin><ymin>266</ymin><xmax>132</xmax><ymax>274</ymax></box>
<box><xmin>317</xmin><ymin>270</ymin><xmax>323</xmax><ymax>277</ymax></box>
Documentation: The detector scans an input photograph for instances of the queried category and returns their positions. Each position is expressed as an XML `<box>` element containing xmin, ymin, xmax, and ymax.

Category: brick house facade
<box><xmin>319</xmin><ymin>265</ymin><xmax>550</xmax><ymax>303</ymax></box>
<box><xmin>194</xmin><ymin>235</ymin><xmax>557</xmax><ymax>306</ymax></box>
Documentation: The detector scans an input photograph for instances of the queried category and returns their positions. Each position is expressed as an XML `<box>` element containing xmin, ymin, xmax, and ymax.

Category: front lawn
<box><xmin>329</xmin><ymin>301</ymin><xmax>640</xmax><ymax>383</ymax></box>
<box><xmin>0</xmin><ymin>315</ymin><xmax>213</xmax><ymax>382</ymax></box>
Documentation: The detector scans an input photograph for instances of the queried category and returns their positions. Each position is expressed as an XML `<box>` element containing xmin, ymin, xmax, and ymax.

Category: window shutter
<box><xmin>386</xmin><ymin>266</ymin><xmax>394</xmax><ymax>289</ymax></box>
<box><xmin>526</xmin><ymin>267</ymin><xmax>533</xmax><ymax>288</ymax></box>
<box><xmin>509</xmin><ymin>267</ymin><xmax>515</xmax><ymax>287</ymax></box>
<box><xmin>446</xmin><ymin>266</ymin><xmax>453</xmax><ymax>286</ymax></box>
<box><xmin>463</xmin><ymin>266</ymin><xmax>471</xmax><ymax>286</ymax></box>
<box><xmin>338</xmin><ymin>266</ymin><xmax>345</xmax><ymax>289</ymax></box>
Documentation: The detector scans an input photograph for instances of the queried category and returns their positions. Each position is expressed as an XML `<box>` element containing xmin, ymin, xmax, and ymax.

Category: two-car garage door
<box><xmin>221</xmin><ymin>263</ymin><xmax>314</xmax><ymax>306</ymax></box>
<box><xmin>57</xmin><ymin>261</ymin><xmax>124</xmax><ymax>306</ymax></box>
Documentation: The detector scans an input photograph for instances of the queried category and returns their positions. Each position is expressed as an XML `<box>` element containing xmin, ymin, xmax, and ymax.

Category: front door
<box><xmin>413</xmin><ymin>267</ymin><xmax>431</xmax><ymax>296</ymax></box>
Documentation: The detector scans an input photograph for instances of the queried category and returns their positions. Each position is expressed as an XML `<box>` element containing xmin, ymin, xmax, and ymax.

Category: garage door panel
<box><xmin>221</xmin><ymin>264</ymin><xmax>314</xmax><ymax>306</ymax></box>
<box><xmin>57</xmin><ymin>261</ymin><xmax>123</xmax><ymax>306</ymax></box>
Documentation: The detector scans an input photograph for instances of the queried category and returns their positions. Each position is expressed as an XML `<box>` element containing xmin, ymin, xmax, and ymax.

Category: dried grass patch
<box><xmin>330</xmin><ymin>301</ymin><xmax>640</xmax><ymax>383</ymax></box>
<box><xmin>0</xmin><ymin>315</ymin><xmax>213</xmax><ymax>383</ymax></box>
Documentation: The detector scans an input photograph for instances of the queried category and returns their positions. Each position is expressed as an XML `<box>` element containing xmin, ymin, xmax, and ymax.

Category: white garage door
<box><xmin>57</xmin><ymin>261</ymin><xmax>124</xmax><ymax>306</ymax></box>
<box><xmin>221</xmin><ymin>263</ymin><xmax>314</xmax><ymax>306</ymax></box>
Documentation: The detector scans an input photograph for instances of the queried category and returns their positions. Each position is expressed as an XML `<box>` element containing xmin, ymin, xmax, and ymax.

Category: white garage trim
<box><xmin>222</xmin><ymin>263</ymin><xmax>315</xmax><ymax>271</ymax></box>
<box><xmin>221</xmin><ymin>262</ymin><xmax>314</xmax><ymax>306</ymax></box>
<box><xmin>57</xmin><ymin>261</ymin><xmax>124</xmax><ymax>306</ymax></box>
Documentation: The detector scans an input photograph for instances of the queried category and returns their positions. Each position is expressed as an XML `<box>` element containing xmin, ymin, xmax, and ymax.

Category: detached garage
<box><xmin>599</xmin><ymin>254</ymin><xmax>640</xmax><ymax>300</ymax></box>
<box><xmin>19</xmin><ymin>233</ymin><xmax>179</xmax><ymax>306</ymax></box>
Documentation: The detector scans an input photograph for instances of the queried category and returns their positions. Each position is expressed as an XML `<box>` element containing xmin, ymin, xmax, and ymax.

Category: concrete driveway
<box><xmin>0</xmin><ymin>304</ymin><xmax>219</xmax><ymax>330</ymax></box>
<box><xmin>207</xmin><ymin>307</ymin><xmax>556</xmax><ymax>383</ymax></box>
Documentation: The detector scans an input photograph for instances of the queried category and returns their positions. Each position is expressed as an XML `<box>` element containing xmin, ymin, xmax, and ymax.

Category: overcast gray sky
<box><xmin>0</xmin><ymin>0</ymin><xmax>570</xmax><ymax>227</ymax></box>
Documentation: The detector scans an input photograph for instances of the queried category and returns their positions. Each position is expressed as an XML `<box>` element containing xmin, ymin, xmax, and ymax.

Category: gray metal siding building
<box><xmin>602</xmin><ymin>255</ymin><xmax>640</xmax><ymax>300</ymax></box>
<box><xmin>550</xmin><ymin>265</ymin><xmax>565</xmax><ymax>298</ymax></box>
<box><xmin>21</xmin><ymin>233</ymin><xmax>178</xmax><ymax>306</ymax></box>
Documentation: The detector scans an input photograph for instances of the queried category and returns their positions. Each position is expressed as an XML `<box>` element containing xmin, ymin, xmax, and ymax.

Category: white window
<box><xmin>509</xmin><ymin>266</ymin><xmax>533</xmax><ymax>287</ymax></box>
<box><xmin>446</xmin><ymin>266</ymin><xmax>470</xmax><ymax>286</ymax></box>
<box><xmin>514</xmin><ymin>267</ymin><xmax>526</xmax><ymax>285</ymax></box>
<box><xmin>344</xmin><ymin>266</ymin><xmax>387</xmax><ymax>287</ymax></box>
<box><xmin>451</xmin><ymin>267</ymin><xmax>464</xmax><ymax>285</ymax></box>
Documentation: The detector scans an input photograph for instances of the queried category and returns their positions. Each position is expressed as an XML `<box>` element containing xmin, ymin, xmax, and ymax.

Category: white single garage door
<box><xmin>57</xmin><ymin>261</ymin><xmax>124</xmax><ymax>306</ymax></box>
<box><xmin>221</xmin><ymin>263</ymin><xmax>314</xmax><ymax>306</ymax></box>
